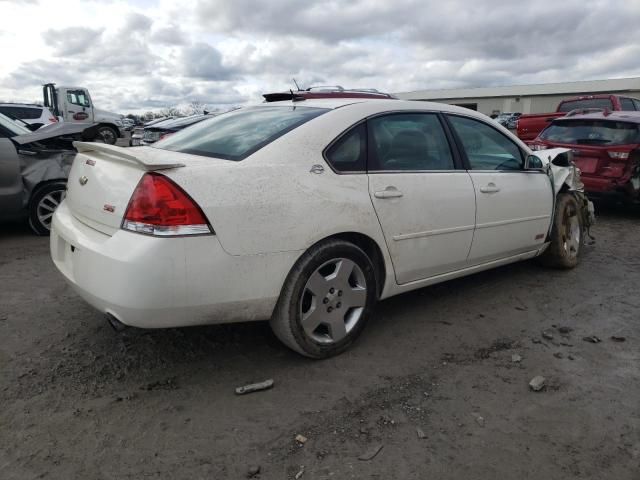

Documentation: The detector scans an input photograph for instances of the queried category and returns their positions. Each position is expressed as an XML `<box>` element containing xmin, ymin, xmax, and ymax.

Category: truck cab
<box><xmin>43</xmin><ymin>83</ymin><xmax>123</xmax><ymax>144</ymax></box>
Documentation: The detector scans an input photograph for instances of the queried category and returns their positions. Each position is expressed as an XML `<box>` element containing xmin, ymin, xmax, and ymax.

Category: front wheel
<box><xmin>270</xmin><ymin>240</ymin><xmax>377</xmax><ymax>358</ymax></box>
<box><xmin>28</xmin><ymin>181</ymin><xmax>67</xmax><ymax>235</ymax></box>
<box><xmin>540</xmin><ymin>193</ymin><xmax>584</xmax><ymax>268</ymax></box>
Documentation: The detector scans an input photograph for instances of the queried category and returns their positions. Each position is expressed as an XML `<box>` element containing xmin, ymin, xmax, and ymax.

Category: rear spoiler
<box><xmin>73</xmin><ymin>142</ymin><xmax>185</xmax><ymax>171</ymax></box>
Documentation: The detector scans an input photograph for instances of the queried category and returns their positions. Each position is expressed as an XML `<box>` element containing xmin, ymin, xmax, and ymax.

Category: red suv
<box><xmin>263</xmin><ymin>86</ymin><xmax>397</xmax><ymax>102</ymax></box>
<box><xmin>530</xmin><ymin>111</ymin><xmax>640</xmax><ymax>202</ymax></box>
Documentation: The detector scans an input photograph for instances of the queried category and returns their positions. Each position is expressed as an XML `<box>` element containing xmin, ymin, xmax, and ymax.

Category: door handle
<box><xmin>374</xmin><ymin>187</ymin><xmax>403</xmax><ymax>199</ymax></box>
<box><xmin>479</xmin><ymin>183</ymin><xmax>500</xmax><ymax>193</ymax></box>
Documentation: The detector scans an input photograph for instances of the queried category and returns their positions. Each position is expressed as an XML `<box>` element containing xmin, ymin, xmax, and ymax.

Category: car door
<box><xmin>445</xmin><ymin>114</ymin><xmax>553</xmax><ymax>264</ymax></box>
<box><xmin>0</xmin><ymin>136</ymin><xmax>23</xmax><ymax>220</ymax></box>
<box><xmin>366</xmin><ymin>112</ymin><xmax>476</xmax><ymax>284</ymax></box>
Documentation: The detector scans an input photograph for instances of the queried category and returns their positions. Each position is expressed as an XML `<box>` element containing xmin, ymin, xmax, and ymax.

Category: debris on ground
<box><xmin>529</xmin><ymin>376</ymin><xmax>546</xmax><ymax>392</ymax></box>
<box><xmin>247</xmin><ymin>465</ymin><xmax>261</xmax><ymax>478</ymax></box>
<box><xmin>295</xmin><ymin>434</ymin><xmax>308</xmax><ymax>445</ymax></box>
<box><xmin>235</xmin><ymin>379</ymin><xmax>274</xmax><ymax>395</ymax></box>
<box><xmin>568</xmin><ymin>355</ymin><xmax>575</xmax><ymax>360</ymax></box>
<box><xmin>532</xmin><ymin>338</ymin><xmax>542</xmax><ymax>344</ymax></box>
<box><xmin>142</xmin><ymin>377</ymin><xmax>179</xmax><ymax>391</ymax></box>
<box><xmin>515</xmin><ymin>306</ymin><xmax>527</xmax><ymax>311</ymax></box>
<box><xmin>474</xmin><ymin>414</ymin><xmax>485</xmax><ymax>427</ymax></box>
<box><xmin>610</xmin><ymin>336</ymin><xmax>626</xmax><ymax>342</ymax></box>
<box><xmin>416</xmin><ymin>427</ymin><xmax>427</xmax><ymax>439</ymax></box>
<box><xmin>557</xmin><ymin>326</ymin><xmax>573</xmax><ymax>334</ymax></box>
<box><xmin>582</xmin><ymin>336</ymin><xmax>602</xmax><ymax>344</ymax></box>
<box><xmin>474</xmin><ymin>338</ymin><xmax>514</xmax><ymax>359</ymax></box>
<box><xmin>553</xmin><ymin>352</ymin><xmax>564</xmax><ymax>359</ymax></box>
<box><xmin>511</xmin><ymin>354</ymin><xmax>522</xmax><ymax>363</ymax></box>
<box><xmin>542</xmin><ymin>330</ymin><xmax>554</xmax><ymax>340</ymax></box>
<box><xmin>358</xmin><ymin>444</ymin><xmax>384</xmax><ymax>461</ymax></box>
<box><xmin>294</xmin><ymin>466</ymin><xmax>305</xmax><ymax>479</ymax></box>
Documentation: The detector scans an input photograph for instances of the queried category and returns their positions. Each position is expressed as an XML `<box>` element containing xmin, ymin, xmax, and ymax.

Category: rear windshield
<box><xmin>153</xmin><ymin>106</ymin><xmax>329</xmax><ymax>160</ymax></box>
<box><xmin>540</xmin><ymin>119</ymin><xmax>640</xmax><ymax>145</ymax></box>
<box><xmin>557</xmin><ymin>98</ymin><xmax>613</xmax><ymax>113</ymax></box>
<box><xmin>0</xmin><ymin>105</ymin><xmax>42</xmax><ymax>119</ymax></box>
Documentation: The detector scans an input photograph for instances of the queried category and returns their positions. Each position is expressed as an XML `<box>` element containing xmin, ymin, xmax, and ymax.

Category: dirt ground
<box><xmin>1</xmin><ymin>203</ymin><xmax>639</xmax><ymax>480</ymax></box>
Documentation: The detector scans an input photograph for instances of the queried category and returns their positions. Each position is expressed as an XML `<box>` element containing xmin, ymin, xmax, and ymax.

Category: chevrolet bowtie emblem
<box><xmin>79</xmin><ymin>175</ymin><xmax>88</xmax><ymax>186</ymax></box>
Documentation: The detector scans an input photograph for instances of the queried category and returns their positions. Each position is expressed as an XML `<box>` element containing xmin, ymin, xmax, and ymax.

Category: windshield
<box><xmin>540</xmin><ymin>119</ymin><xmax>640</xmax><ymax>145</ymax></box>
<box><xmin>153</xmin><ymin>106</ymin><xmax>329</xmax><ymax>160</ymax></box>
<box><xmin>0</xmin><ymin>112</ymin><xmax>32</xmax><ymax>136</ymax></box>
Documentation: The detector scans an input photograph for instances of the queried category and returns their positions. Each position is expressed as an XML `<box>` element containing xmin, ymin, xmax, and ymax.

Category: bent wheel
<box><xmin>540</xmin><ymin>193</ymin><xmax>583</xmax><ymax>269</ymax></box>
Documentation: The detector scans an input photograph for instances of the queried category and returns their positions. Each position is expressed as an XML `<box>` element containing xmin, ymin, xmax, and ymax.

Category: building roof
<box><xmin>394</xmin><ymin>77</ymin><xmax>640</xmax><ymax>101</ymax></box>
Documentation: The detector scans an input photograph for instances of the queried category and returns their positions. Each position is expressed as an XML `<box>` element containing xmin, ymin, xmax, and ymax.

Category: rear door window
<box><xmin>447</xmin><ymin>115</ymin><xmax>523</xmax><ymax>170</ymax></box>
<box><xmin>557</xmin><ymin>98</ymin><xmax>614</xmax><ymax>112</ymax></box>
<box><xmin>539</xmin><ymin>120</ymin><xmax>640</xmax><ymax>145</ymax></box>
<box><xmin>153</xmin><ymin>106</ymin><xmax>329</xmax><ymax>160</ymax></box>
<box><xmin>367</xmin><ymin>113</ymin><xmax>455</xmax><ymax>171</ymax></box>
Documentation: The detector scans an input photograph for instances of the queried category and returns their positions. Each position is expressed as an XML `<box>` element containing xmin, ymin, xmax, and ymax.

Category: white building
<box><xmin>394</xmin><ymin>77</ymin><xmax>640</xmax><ymax>116</ymax></box>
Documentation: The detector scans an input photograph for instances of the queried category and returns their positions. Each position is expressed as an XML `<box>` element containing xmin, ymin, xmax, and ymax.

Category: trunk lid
<box><xmin>65</xmin><ymin>143</ymin><xmax>185</xmax><ymax>234</ymax></box>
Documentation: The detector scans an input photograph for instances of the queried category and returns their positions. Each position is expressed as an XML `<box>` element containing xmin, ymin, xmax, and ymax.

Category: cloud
<box><xmin>150</xmin><ymin>26</ymin><xmax>188</xmax><ymax>45</ymax></box>
<box><xmin>1</xmin><ymin>0</ymin><xmax>640</xmax><ymax>113</ymax></box>
<box><xmin>181</xmin><ymin>42</ymin><xmax>238</xmax><ymax>80</ymax></box>
<box><xmin>42</xmin><ymin>27</ymin><xmax>104</xmax><ymax>56</ymax></box>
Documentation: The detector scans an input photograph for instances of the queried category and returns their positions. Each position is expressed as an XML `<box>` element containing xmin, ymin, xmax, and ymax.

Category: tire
<box><xmin>95</xmin><ymin>126</ymin><xmax>118</xmax><ymax>145</ymax></box>
<box><xmin>270</xmin><ymin>239</ymin><xmax>378</xmax><ymax>358</ymax></box>
<box><xmin>28</xmin><ymin>181</ymin><xmax>67</xmax><ymax>235</ymax></box>
<box><xmin>540</xmin><ymin>193</ymin><xmax>583</xmax><ymax>268</ymax></box>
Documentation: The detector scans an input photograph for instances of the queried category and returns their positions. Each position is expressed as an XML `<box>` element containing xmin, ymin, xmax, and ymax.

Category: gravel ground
<box><xmin>1</xmin><ymin>203</ymin><xmax>639</xmax><ymax>479</ymax></box>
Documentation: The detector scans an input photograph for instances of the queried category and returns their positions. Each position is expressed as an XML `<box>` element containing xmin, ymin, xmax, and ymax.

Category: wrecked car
<box><xmin>50</xmin><ymin>99</ymin><xmax>594</xmax><ymax>358</ymax></box>
<box><xmin>0</xmin><ymin>112</ymin><xmax>101</xmax><ymax>234</ymax></box>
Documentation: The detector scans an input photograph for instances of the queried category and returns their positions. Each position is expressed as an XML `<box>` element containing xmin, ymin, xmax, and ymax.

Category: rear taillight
<box><xmin>608</xmin><ymin>151</ymin><xmax>630</xmax><ymax>160</ymax></box>
<box><xmin>49</xmin><ymin>117</ymin><xmax>58</xmax><ymax>123</ymax></box>
<box><xmin>160</xmin><ymin>132</ymin><xmax>174</xmax><ymax>140</ymax></box>
<box><xmin>122</xmin><ymin>173</ymin><xmax>212</xmax><ymax>236</ymax></box>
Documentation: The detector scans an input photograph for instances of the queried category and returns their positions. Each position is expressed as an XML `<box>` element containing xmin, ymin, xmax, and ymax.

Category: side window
<box><xmin>620</xmin><ymin>98</ymin><xmax>636</xmax><ymax>111</ymax></box>
<box><xmin>66</xmin><ymin>90</ymin><xmax>91</xmax><ymax>107</ymax></box>
<box><xmin>447</xmin><ymin>115</ymin><xmax>523</xmax><ymax>171</ymax></box>
<box><xmin>633</xmin><ymin>99</ymin><xmax>640</xmax><ymax>111</ymax></box>
<box><xmin>325</xmin><ymin>123</ymin><xmax>366</xmax><ymax>172</ymax></box>
<box><xmin>368</xmin><ymin>113</ymin><xmax>454</xmax><ymax>171</ymax></box>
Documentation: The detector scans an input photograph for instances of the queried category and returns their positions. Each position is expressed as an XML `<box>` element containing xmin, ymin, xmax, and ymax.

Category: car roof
<box><xmin>554</xmin><ymin>111</ymin><xmax>640</xmax><ymax>123</ymax></box>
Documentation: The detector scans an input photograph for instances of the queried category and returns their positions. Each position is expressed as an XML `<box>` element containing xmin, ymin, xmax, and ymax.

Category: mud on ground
<box><xmin>1</xmin><ymin>204</ymin><xmax>639</xmax><ymax>479</ymax></box>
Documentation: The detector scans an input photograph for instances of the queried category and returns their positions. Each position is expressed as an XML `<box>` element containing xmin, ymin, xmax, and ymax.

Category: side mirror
<box><xmin>525</xmin><ymin>154</ymin><xmax>545</xmax><ymax>170</ymax></box>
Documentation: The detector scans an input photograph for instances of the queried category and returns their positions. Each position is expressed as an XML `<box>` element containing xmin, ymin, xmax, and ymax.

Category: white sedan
<box><xmin>50</xmin><ymin>99</ymin><xmax>593</xmax><ymax>358</ymax></box>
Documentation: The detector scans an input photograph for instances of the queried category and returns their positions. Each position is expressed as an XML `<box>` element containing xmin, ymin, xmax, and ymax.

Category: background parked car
<box><xmin>130</xmin><ymin>117</ymin><xmax>174</xmax><ymax>146</ymax></box>
<box><xmin>0</xmin><ymin>112</ymin><xmax>100</xmax><ymax>234</ymax></box>
<box><xmin>263</xmin><ymin>85</ymin><xmax>398</xmax><ymax>102</ymax></box>
<box><xmin>141</xmin><ymin>114</ymin><xmax>215</xmax><ymax>145</ymax></box>
<box><xmin>494</xmin><ymin>112</ymin><xmax>521</xmax><ymax>129</ymax></box>
<box><xmin>0</xmin><ymin>103</ymin><xmax>58</xmax><ymax>130</ymax></box>
<box><xmin>530</xmin><ymin>110</ymin><xmax>640</xmax><ymax>203</ymax></box>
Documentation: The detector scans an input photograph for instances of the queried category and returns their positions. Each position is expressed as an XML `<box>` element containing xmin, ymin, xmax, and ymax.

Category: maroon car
<box><xmin>263</xmin><ymin>86</ymin><xmax>397</xmax><ymax>102</ymax></box>
<box><xmin>530</xmin><ymin>111</ymin><xmax>640</xmax><ymax>202</ymax></box>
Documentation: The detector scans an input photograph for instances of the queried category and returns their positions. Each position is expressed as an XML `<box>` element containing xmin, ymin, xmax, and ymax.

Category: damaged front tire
<box><xmin>540</xmin><ymin>193</ymin><xmax>584</xmax><ymax>268</ymax></box>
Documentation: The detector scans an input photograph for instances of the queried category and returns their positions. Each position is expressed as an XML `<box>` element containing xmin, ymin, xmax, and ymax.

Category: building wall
<box><xmin>427</xmin><ymin>89</ymin><xmax>640</xmax><ymax>116</ymax></box>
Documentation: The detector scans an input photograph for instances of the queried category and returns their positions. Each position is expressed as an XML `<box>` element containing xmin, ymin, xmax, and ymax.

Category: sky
<box><xmin>1</xmin><ymin>0</ymin><xmax>639</xmax><ymax>114</ymax></box>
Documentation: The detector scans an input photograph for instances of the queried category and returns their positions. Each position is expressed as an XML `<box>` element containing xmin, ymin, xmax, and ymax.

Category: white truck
<box><xmin>43</xmin><ymin>83</ymin><xmax>123</xmax><ymax>144</ymax></box>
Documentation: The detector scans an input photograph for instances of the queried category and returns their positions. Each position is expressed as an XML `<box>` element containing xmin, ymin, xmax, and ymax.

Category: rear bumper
<box><xmin>50</xmin><ymin>201</ymin><xmax>300</xmax><ymax>328</ymax></box>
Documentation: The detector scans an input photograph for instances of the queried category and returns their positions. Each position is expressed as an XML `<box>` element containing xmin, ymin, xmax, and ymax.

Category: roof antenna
<box><xmin>292</xmin><ymin>78</ymin><xmax>301</xmax><ymax>91</ymax></box>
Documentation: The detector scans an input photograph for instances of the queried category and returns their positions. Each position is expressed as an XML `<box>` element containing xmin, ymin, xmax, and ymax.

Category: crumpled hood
<box><xmin>12</xmin><ymin>122</ymin><xmax>98</xmax><ymax>145</ymax></box>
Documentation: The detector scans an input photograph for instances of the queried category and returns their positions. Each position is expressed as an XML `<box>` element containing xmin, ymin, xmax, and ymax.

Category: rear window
<box><xmin>154</xmin><ymin>106</ymin><xmax>329</xmax><ymax>160</ymax></box>
<box><xmin>540</xmin><ymin>119</ymin><xmax>640</xmax><ymax>145</ymax></box>
<box><xmin>0</xmin><ymin>105</ymin><xmax>42</xmax><ymax>119</ymax></box>
<box><xmin>557</xmin><ymin>98</ymin><xmax>613</xmax><ymax>113</ymax></box>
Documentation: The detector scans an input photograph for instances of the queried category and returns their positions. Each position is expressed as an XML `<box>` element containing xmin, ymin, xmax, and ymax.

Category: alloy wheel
<box><xmin>37</xmin><ymin>189</ymin><xmax>66</xmax><ymax>230</ymax></box>
<box><xmin>299</xmin><ymin>258</ymin><xmax>368</xmax><ymax>344</ymax></box>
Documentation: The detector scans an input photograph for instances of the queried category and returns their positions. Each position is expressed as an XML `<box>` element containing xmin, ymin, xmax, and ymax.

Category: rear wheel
<box><xmin>540</xmin><ymin>193</ymin><xmax>583</xmax><ymax>268</ymax></box>
<box><xmin>28</xmin><ymin>181</ymin><xmax>67</xmax><ymax>235</ymax></box>
<box><xmin>270</xmin><ymin>240</ymin><xmax>377</xmax><ymax>358</ymax></box>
